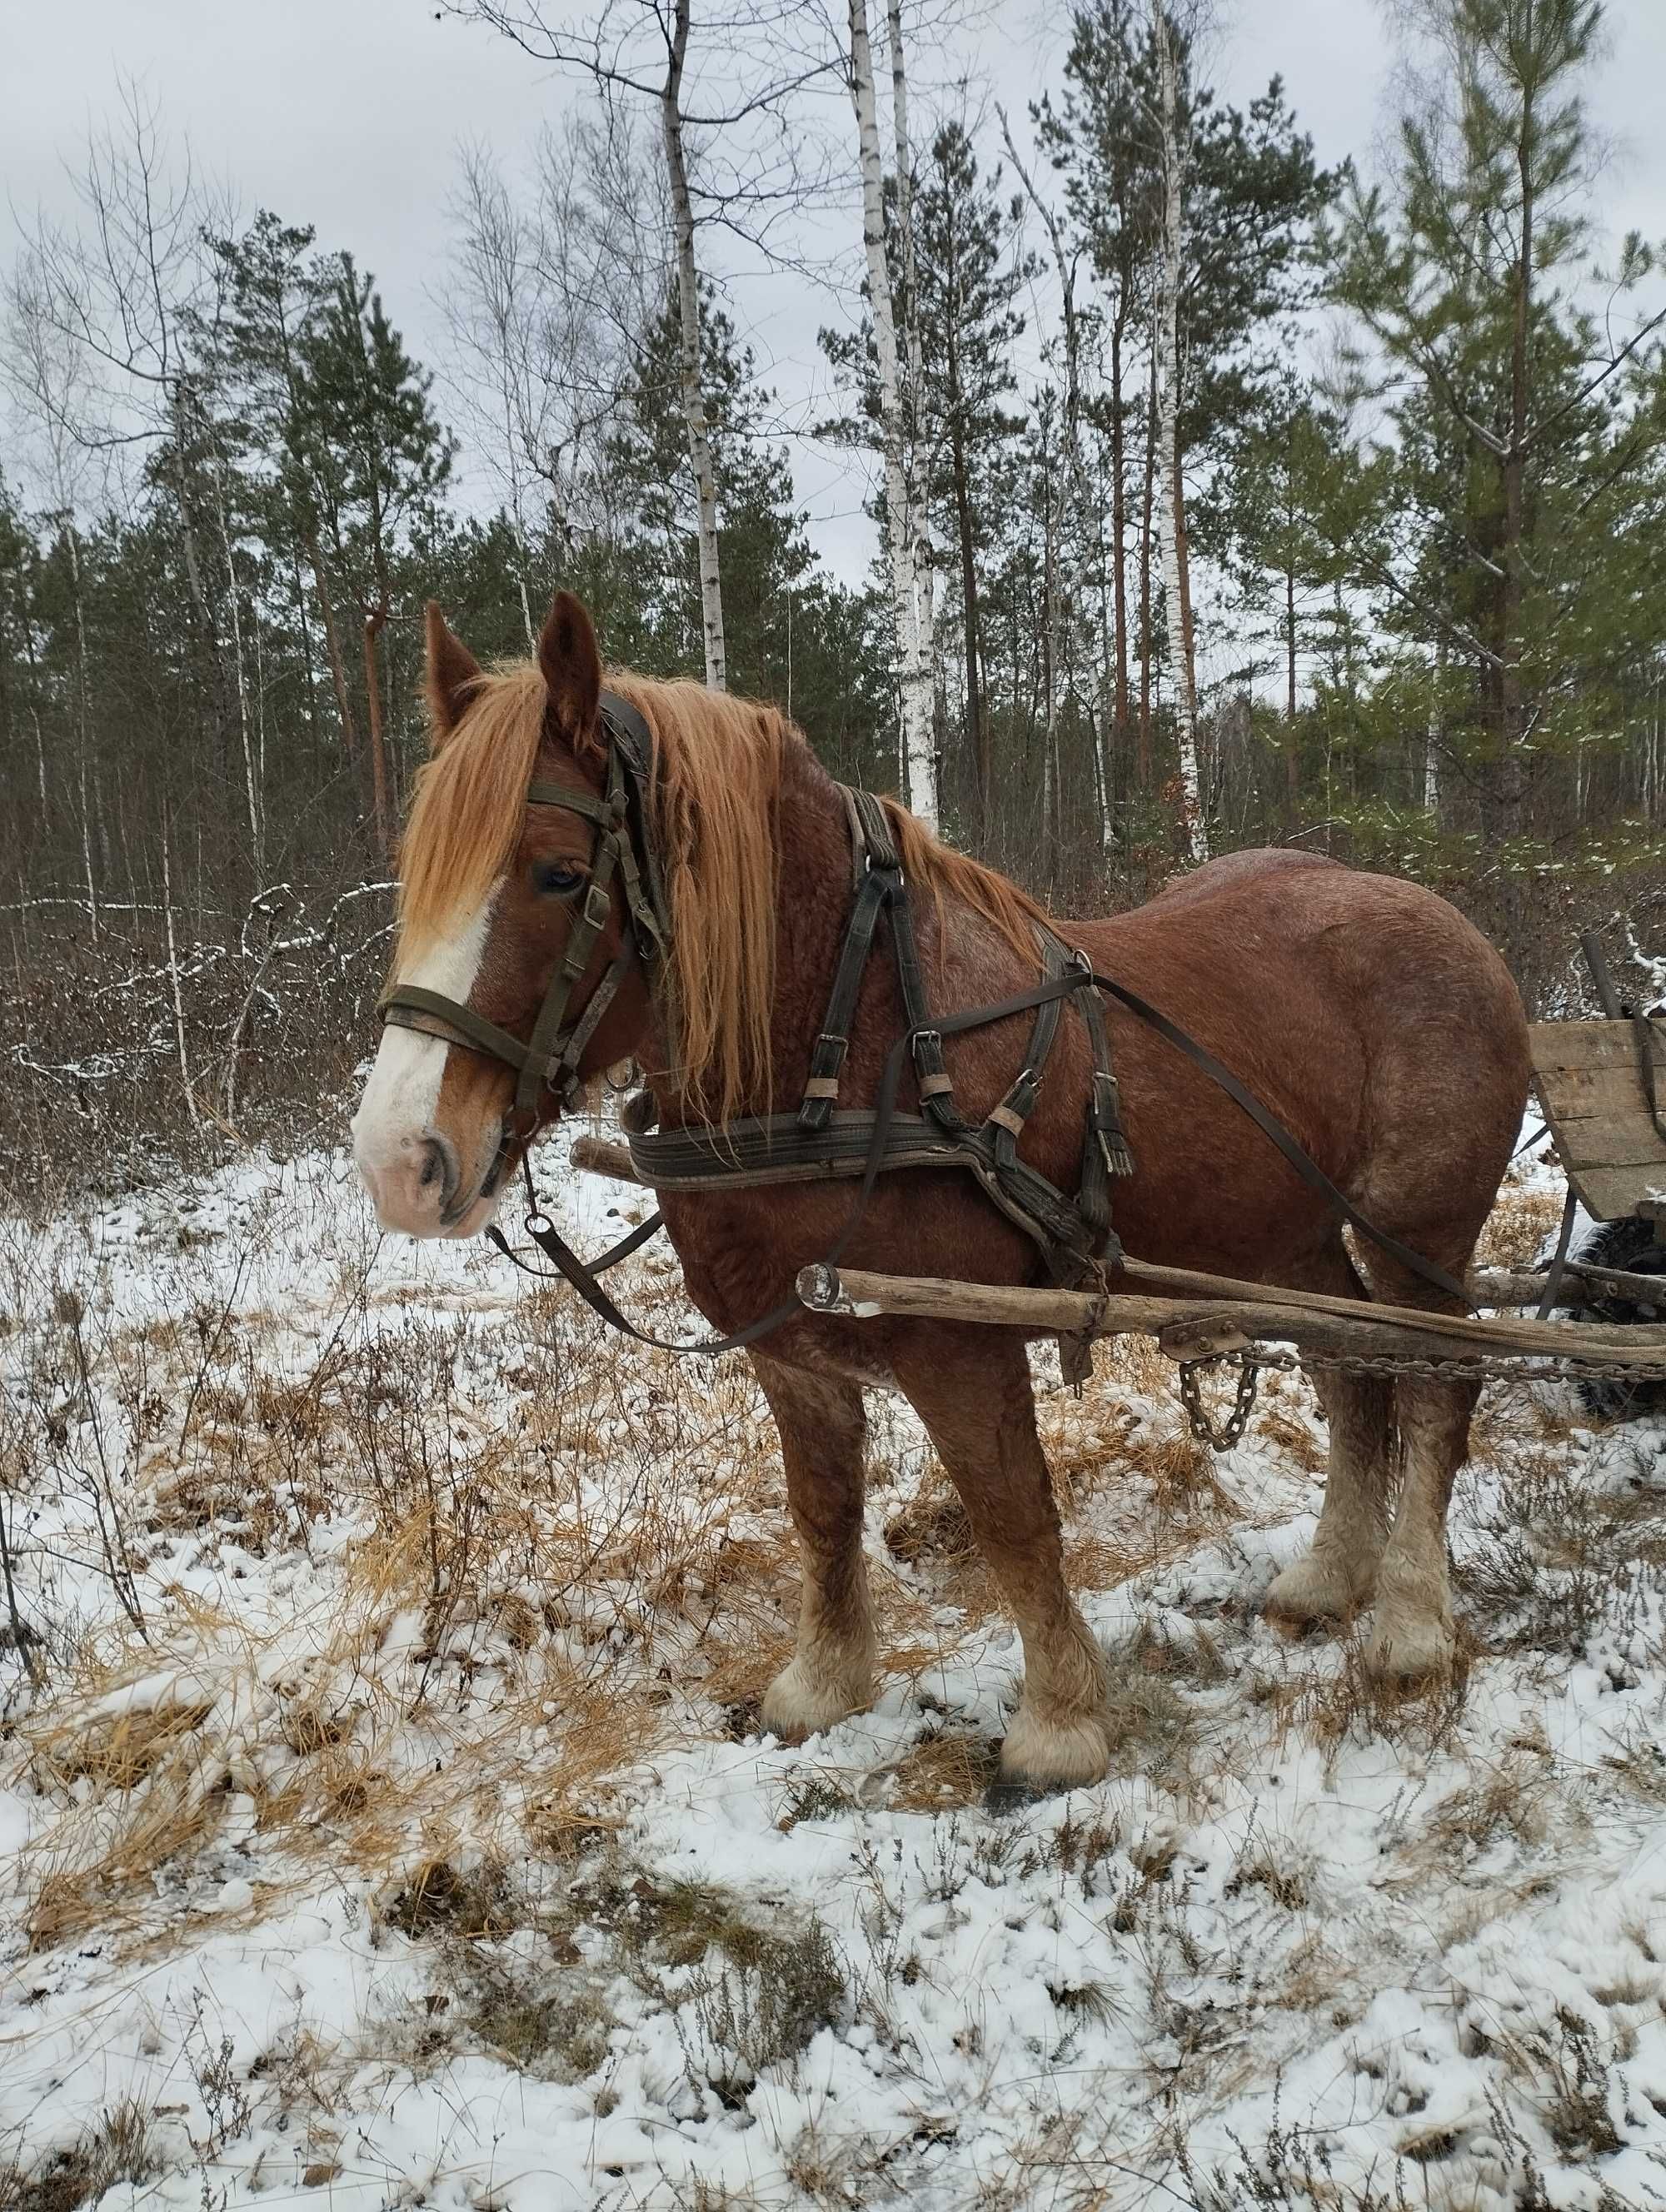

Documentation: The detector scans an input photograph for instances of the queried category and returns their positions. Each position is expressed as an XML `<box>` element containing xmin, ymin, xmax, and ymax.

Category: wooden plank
<box><xmin>1533</xmin><ymin>1066</ymin><xmax>1666</xmax><ymax>1125</ymax></box>
<box><xmin>1529</xmin><ymin>1019</ymin><xmax>1666</xmax><ymax>1074</ymax></box>
<box><xmin>1548</xmin><ymin>1163</ymin><xmax>1666</xmax><ymax>1223</ymax></box>
<box><xmin>1529</xmin><ymin>1021</ymin><xmax>1666</xmax><ymax>1218</ymax></box>
<box><xmin>1531</xmin><ymin>1111</ymin><xmax>1666</xmax><ymax>1171</ymax></box>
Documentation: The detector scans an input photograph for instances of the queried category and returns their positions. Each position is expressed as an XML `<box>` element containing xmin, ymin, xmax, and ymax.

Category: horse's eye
<box><xmin>533</xmin><ymin>860</ymin><xmax>586</xmax><ymax>898</ymax></box>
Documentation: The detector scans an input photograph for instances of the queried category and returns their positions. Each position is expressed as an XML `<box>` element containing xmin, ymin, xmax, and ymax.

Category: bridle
<box><xmin>377</xmin><ymin>690</ymin><xmax>671</xmax><ymax>1158</ymax></box>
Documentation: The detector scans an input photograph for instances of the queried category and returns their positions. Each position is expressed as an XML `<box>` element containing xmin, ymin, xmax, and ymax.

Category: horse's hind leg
<box><xmin>752</xmin><ymin>1354</ymin><xmax>878</xmax><ymax>1741</ymax></box>
<box><xmin>1264</xmin><ymin>1240</ymin><xmax>1394</xmax><ymax>1632</ymax></box>
<box><xmin>1369</xmin><ymin>1371</ymin><xmax>1476</xmax><ymax>1681</ymax></box>
<box><xmin>1264</xmin><ymin>1366</ymin><xmax>1394</xmax><ymax>1632</ymax></box>
<box><xmin>891</xmin><ymin>1325</ymin><xmax>1110</xmax><ymax>1793</ymax></box>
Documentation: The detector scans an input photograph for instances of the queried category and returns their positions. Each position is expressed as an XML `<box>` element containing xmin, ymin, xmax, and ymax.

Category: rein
<box><xmin>377</xmin><ymin>704</ymin><xmax>1472</xmax><ymax>1357</ymax></box>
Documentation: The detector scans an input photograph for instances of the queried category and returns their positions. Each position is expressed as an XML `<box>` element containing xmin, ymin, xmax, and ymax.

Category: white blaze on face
<box><xmin>352</xmin><ymin>888</ymin><xmax>499</xmax><ymax>1228</ymax></box>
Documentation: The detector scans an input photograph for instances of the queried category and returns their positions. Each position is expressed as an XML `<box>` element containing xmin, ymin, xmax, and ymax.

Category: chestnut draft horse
<box><xmin>352</xmin><ymin>590</ymin><xmax>1532</xmax><ymax>1796</ymax></box>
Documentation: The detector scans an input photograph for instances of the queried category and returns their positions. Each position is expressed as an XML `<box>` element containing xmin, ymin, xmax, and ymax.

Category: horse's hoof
<box><xmin>760</xmin><ymin>1657</ymin><xmax>872</xmax><ymax>1744</ymax></box>
<box><xmin>1365</xmin><ymin>1612</ymin><xmax>1456</xmax><ymax>1686</ymax></box>
<box><xmin>1264</xmin><ymin>1552</ymin><xmax>1368</xmax><ymax>1634</ymax></box>
<box><xmin>995</xmin><ymin>1706</ymin><xmax>1113</xmax><ymax>1798</ymax></box>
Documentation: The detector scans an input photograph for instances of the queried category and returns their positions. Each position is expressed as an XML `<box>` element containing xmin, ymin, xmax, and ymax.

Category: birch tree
<box><xmin>1153</xmin><ymin>2</ymin><xmax>1205</xmax><ymax>861</ymax></box>
<box><xmin>443</xmin><ymin>0</ymin><xmax>831</xmax><ymax>695</ymax></box>
<box><xmin>847</xmin><ymin>0</ymin><xmax>936</xmax><ymax>825</ymax></box>
<box><xmin>442</xmin><ymin>125</ymin><xmax>660</xmax><ymax>640</ymax></box>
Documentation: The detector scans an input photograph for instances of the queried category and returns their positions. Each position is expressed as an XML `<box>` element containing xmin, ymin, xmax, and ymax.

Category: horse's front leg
<box><xmin>892</xmin><ymin>1325</ymin><xmax>1111</xmax><ymax>1796</ymax></box>
<box><xmin>751</xmin><ymin>1354</ymin><xmax>878</xmax><ymax>1741</ymax></box>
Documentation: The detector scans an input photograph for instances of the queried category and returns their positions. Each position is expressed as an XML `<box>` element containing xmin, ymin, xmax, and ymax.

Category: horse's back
<box><xmin>1143</xmin><ymin>845</ymin><xmax>1339</xmax><ymax>910</ymax></box>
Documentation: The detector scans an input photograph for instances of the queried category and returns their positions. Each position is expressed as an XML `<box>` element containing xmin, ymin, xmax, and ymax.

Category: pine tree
<box><xmin>295</xmin><ymin>257</ymin><xmax>454</xmax><ymax>856</ymax></box>
<box><xmin>1326</xmin><ymin>0</ymin><xmax>1665</xmax><ymax>849</ymax></box>
<box><xmin>914</xmin><ymin>122</ymin><xmax>1033</xmax><ymax>835</ymax></box>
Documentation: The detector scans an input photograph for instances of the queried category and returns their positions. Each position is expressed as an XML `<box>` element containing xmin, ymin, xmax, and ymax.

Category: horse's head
<box><xmin>352</xmin><ymin>589</ymin><xmax>658</xmax><ymax>1238</ymax></box>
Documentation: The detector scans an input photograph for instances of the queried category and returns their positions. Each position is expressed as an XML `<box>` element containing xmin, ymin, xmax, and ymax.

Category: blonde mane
<box><xmin>396</xmin><ymin>656</ymin><xmax>1043</xmax><ymax>1123</ymax></box>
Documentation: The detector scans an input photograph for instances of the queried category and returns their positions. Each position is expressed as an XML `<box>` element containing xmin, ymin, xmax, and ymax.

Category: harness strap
<box><xmin>489</xmin><ymin>971</ymin><xmax>1083</xmax><ymax>1352</ymax></box>
<box><xmin>985</xmin><ymin>931</ymin><xmax>1065</xmax><ymax>1173</ymax></box>
<box><xmin>798</xmin><ymin>865</ymin><xmax>892</xmax><ymax>1132</ymax></box>
<box><xmin>382</xmin><ymin>990</ymin><xmax>540</xmax><ymax>1071</ymax></box>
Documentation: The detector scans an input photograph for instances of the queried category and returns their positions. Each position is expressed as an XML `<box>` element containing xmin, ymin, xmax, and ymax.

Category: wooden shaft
<box><xmin>571</xmin><ymin>1134</ymin><xmax>640</xmax><ymax>1182</ymax></box>
<box><xmin>795</xmin><ymin>1264</ymin><xmax>1666</xmax><ymax>1370</ymax></box>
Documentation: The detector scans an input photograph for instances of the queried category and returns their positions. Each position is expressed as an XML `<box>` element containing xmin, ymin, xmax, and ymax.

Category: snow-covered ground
<box><xmin>6</xmin><ymin>1124</ymin><xmax>1666</xmax><ymax>2210</ymax></box>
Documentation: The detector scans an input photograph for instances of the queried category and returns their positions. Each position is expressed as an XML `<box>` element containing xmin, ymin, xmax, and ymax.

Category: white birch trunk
<box><xmin>887</xmin><ymin>0</ymin><xmax>939</xmax><ymax>755</ymax></box>
<box><xmin>850</xmin><ymin>0</ymin><xmax>936</xmax><ymax>828</ymax></box>
<box><xmin>1155</xmin><ymin>7</ymin><xmax>1205</xmax><ymax>864</ymax></box>
<box><xmin>1425</xmin><ymin>646</ymin><xmax>1443</xmax><ymax>816</ymax></box>
<box><xmin>661</xmin><ymin>0</ymin><xmax>726</xmax><ymax>692</ymax></box>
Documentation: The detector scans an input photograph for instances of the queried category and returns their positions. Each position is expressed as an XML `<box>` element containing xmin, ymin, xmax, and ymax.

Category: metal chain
<box><xmin>1174</xmin><ymin>1342</ymin><xmax>1666</xmax><ymax>1447</ymax></box>
<box><xmin>1176</xmin><ymin>1355</ymin><xmax>1265</xmax><ymax>1449</ymax></box>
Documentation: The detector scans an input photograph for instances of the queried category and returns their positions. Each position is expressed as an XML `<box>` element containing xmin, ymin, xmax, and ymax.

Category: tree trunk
<box><xmin>1138</xmin><ymin>344</ymin><xmax>1157</xmax><ymax>791</ymax></box>
<box><xmin>169</xmin><ymin>385</ymin><xmax>229</xmax><ymax>777</ymax></box>
<box><xmin>65</xmin><ymin>524</ymin><xmax>98</xmax><ymax>941</ymax></box>
<box><xmin>160</xmin><ymin>825</ymin><xmax>198</xmax><ymax>1128</ymax></box>
<box><xmin>1499</xmin><ymin>67</ymin><xmax>1536</xmax><ymax>840</ymax></box>
<box><xmin>661</xmin><ymin>0</ymin><xmax>727</xmax><ymax>693</ymax></box>
<box><xmin>1110</xmin><ymin>308</ymin><xmax>1130</xmax><ymax>755</ymax></box>
<box><xmin>887</xmin><ymin>0</ymin><xmax>937</xmax><ymax>759</ymax></box>
<box><xmin>1155</xmin><ymin>7</ymin><xmax>1204</xmax><ymax>863</ymax></box>
<box><xmin>214</xmin><ymin>452</ymin><xmax>262</xmax><ymax>878</ymax></box>
<box><xmin>304</xmin><ymin>528</ymin><xmax>358</xmax><ymax>755</ymax></box>
<box><xmin>944</xmin><ymin>327</ymin><xmax>985</xmax><ymax>832</ymax></box>
<box><xmin>849</xmin><ymin>0</ymin><xmax>936</xmax><ymax>828</ymax></box>
<box><xmin>1001</xmin><ymin>107</ymin><xmax>1105</xmax><ymax>860</ymax></box>
<box><xmin>362</xmin><ymin>600</ymin><xmax>392</xmax><ymax>860</ymax></box>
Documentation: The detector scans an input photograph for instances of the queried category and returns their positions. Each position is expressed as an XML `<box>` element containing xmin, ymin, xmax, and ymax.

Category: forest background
<box><xmin>3</xmin><ymin>0</ymin><xmax>1664</xmax><ymax>1205</ymax></box>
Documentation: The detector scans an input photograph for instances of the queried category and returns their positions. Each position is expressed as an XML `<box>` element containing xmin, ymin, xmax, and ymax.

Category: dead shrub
<box><xmin>0</xmin><ymin>2098</ymin><xmax>162</xmax><ymax>2212</ymax></box>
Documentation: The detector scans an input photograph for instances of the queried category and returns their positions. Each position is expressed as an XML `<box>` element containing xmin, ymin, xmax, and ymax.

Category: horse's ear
<box><xmin>424</xmin><ymin>602</ymin><xmax>481</xmax><ymax>750</ymax></box>
<box><xmin>538</xmin><ymin>589</ymin><xmax>603</xmax><ymax>755</ymax></box>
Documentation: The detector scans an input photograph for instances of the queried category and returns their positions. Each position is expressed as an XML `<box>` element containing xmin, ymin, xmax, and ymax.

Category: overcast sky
<box><xmin>7</xmin><ymin>0</ymin><xmax>1666</xmax><ymax>588</ymax></box>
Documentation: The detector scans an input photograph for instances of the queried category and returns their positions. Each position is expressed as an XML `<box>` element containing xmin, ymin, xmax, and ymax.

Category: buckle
<box><xmin>582</xmin><ymin>881</ymin><xmax>612</xmax><ymax>931</ymax></box>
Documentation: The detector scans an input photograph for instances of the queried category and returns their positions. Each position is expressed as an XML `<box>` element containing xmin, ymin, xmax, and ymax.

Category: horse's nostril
<box><xmin>417</xmin><ymin>1133</ymin><xmax>458</xmax><ymax>1208</ymax></box>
